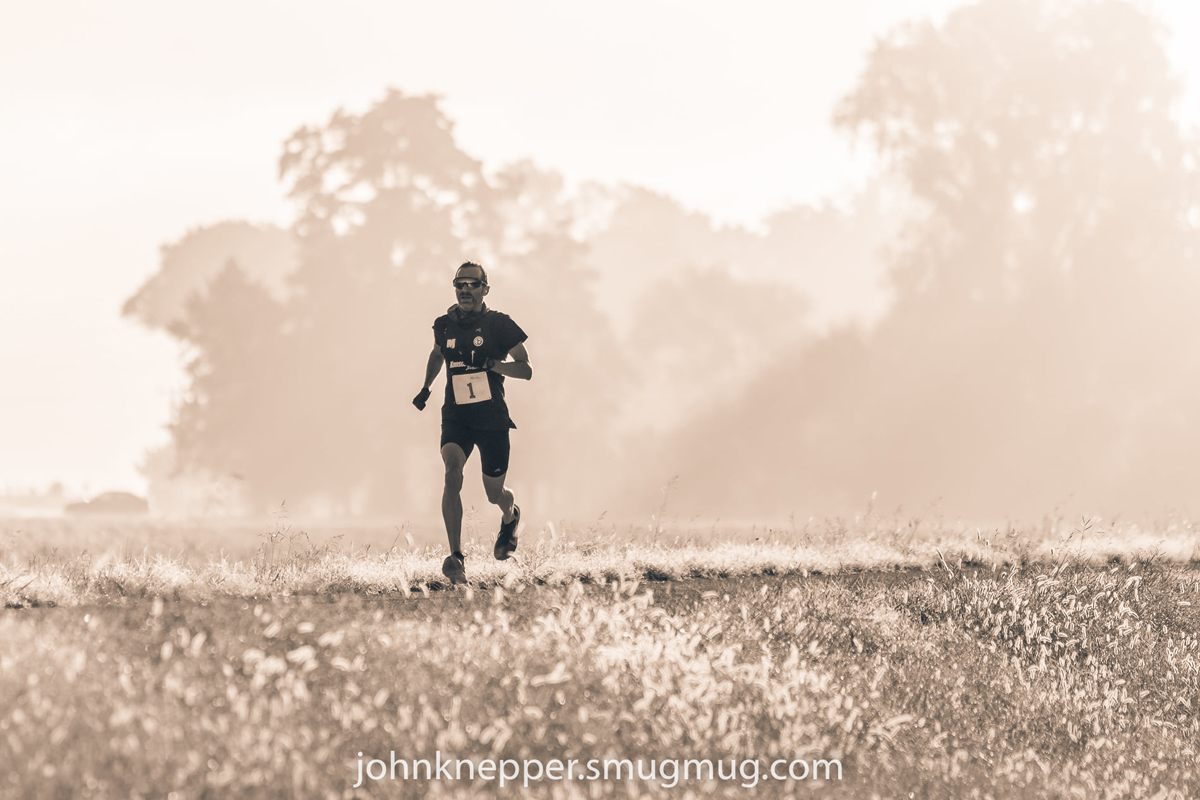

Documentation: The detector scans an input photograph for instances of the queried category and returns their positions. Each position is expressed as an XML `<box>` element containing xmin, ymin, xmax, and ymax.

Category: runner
<box><xmin>413</xmin><ymin>262</ymin><xmax>532</xmax><ymax>585</ymax></box>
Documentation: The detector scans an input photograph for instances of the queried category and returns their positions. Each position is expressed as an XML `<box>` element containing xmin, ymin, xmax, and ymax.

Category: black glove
<box><xmin>412</xmin><ymin>387</ymin><xmax>431</xmax><ymax>410</ymax></box>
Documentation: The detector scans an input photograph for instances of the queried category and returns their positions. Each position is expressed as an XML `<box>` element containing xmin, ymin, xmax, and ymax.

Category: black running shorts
<box><xmin>440</xmin><ymin>421</ymin><xmax>511</xmax><ymax>477</ymax></box>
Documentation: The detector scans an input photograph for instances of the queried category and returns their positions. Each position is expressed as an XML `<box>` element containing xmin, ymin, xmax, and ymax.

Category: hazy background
<box><xmin>3</xmin><ymin>0</ymin><xmax>1200</xmax><ymax>525</ymax></box>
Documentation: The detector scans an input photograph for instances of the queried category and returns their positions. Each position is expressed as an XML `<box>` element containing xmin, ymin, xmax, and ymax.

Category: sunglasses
<box><xmin>453</xmin><ymin>280</ymin><xmax>483</xmax><ymax>290</ymax></box>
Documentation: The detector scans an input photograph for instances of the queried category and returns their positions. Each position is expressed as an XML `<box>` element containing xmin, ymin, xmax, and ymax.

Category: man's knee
<box><xmin>482</xmin><ymin>474</ymin><xmax>508</xmax><ymax>504</ymax></box>
<box><xmin>441</xmin><ymin>445</ymin><xmax>467</xmax><ymax>491</ymax></box>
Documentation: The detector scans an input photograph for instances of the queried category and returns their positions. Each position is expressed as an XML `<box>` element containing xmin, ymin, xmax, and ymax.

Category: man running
<box><xmin>413</xmin><ymin>262</ymin><xmax>532</xmax><ymax>585</ymax></box>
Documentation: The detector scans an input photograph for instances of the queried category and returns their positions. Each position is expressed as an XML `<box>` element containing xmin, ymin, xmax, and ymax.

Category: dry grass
<box><xmin>1</xmin><ymin>512</ymin><xmax>1195</xmax><ymax>607</ymax></box>
<box><xmin>2</xmin><ymin>515</ymin><xmax>1199</xmax><ymax>797</ymax></box>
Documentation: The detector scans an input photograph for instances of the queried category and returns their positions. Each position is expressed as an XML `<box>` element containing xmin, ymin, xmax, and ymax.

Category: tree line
<box><xmin>126</xmin><ymin>0</ymin><xmax>1200</xmax><ymax>521</ymax></box>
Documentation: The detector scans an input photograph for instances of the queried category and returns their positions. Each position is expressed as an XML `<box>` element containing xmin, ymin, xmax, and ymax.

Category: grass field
<box><xmin>2</xmin><ymin>514</ymin><xmax>1199</xmax><ymax>798</ymax></box>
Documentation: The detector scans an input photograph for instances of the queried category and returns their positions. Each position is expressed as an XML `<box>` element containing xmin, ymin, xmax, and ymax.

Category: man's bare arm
<box><xmin>488</xmin><ymin>342</ymin><xmax>532</xmax><ymax>380</ymax></box>
<box><xmin>413</xmin><ymin>346</ymin><xmax>445</xmax><ymax>410</ymax></box>
<box><xmin>423</xmin><ymin>346</ymin><xmax>445</xmax><ymax>388</ymax></box>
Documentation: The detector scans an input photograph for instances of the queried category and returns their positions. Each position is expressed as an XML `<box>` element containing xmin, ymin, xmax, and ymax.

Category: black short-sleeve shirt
<box><xmin>433</xmin><ymin>305</ymin><xmax>528</xmax><ymax>430</ymax></box>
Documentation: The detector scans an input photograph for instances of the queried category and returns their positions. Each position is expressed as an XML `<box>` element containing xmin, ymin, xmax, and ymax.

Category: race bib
<box><xmin>451</xmin><ymin>371</ymin><xmax>492</xmax><ymax>404</ymax></box>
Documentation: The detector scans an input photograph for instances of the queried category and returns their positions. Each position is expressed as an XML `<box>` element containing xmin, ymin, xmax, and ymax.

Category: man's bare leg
<box><xmin>482</xmin><ymin>472</ymin><xmax>516</xmax><ymax>524</ymax></box>
<box><xmin>484</xmin><ymin>472</ymin><xmax>519</xmax><ymax>560</ymax></box>
<box><xmin>441</xmin><ymin>443</ymin><xmax>468</xmax><ymax>553</ymax></box>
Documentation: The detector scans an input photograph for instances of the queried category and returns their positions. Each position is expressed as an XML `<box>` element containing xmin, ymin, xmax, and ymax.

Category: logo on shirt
<box><xmin>446</xmin><ymin>338</ymin><xmax>456</xmax><ymax>349</ymax></box>
<box><xmin>473</xmin><ymin>336</ymin><xmax>484</xmax><ymax>347</ymax></box>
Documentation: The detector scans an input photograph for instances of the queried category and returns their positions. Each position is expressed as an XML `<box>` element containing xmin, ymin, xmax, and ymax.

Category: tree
<box><xmin>665</xmin><ymin>0</ymin><xmax>1200</xmax><ymax>517</ymax></box>
<box><xmin>122</xmin><ymin>221</ymin><xmax>299</xmax><ymax>515</ymax></box>
<box><xmin>167</xmin><ymin>261</ymin><xmax>297</xmax><ymax>509</ymax></box>
<box><xmin>835</xmin><ymin>0</ymin><xmax>1195</xmax><ymax>306</ymax></box>
<box><xmin>134</xmin><ymin>91</ymin><xmax>640</xmax><ymax>517</ymax></box>
<box><xmin>141</xmin><ymin>91</ymin><xmax>499</xmax><ymax>514</ymax></box>
<box><xmin>582</xmin><ymin>186</ymin><xmax>756</xmax><ymax>332</ymax></box>
<box><xmin>485</xmin><ymin>162</ymin><xmax>630</xmax><ymax>518</ymax></box>
<box><xmin>265</xmin><ymin>90</ymin><xmax>498</xmax><ymax>512</ymax></box>
<box><xmin>122</xmin><ymin>221</ymin><xmax>297</xmax><ymax>332</ymax></box>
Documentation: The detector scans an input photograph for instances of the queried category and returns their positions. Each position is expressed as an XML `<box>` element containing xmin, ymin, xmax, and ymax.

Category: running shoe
<box><xmin>494</xmin><ymin>505</ymin><xmax>521</xmax><ymax>560</ymax></box>
<box><xmin>441</xmin><ymin>552</ymin><xmax>466</xmax><ymax>585</ymax></box>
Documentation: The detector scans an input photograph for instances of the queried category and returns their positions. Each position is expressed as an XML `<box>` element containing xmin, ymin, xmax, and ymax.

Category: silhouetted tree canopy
<box><xmin>129</xmin><ymin>1</ymin><xmax>1200</xmax><ymax>523</ymax></box>
<box><xmin>835</xmin><ymin>0</ymin><xmax>1194</xmax><ymax>304</ymax></box>
<box><xmin>136</xmin><ymin>91</ymin><xmax>637</xmax><ymax>514</ymax></box>
<box><xmin>122</xmin><ymin>221</ymin><xmax>297</xmax><ymax>332</ymax></box>
<box><xmin>169</xmin><ymin>261</ymin><xmax>296</xmax><ymax>500</ymax></box>
<box><xmin>581</xmin><ymin>185</ymin><xmax>894</xmax><ymax>333</ymax></box>
<box><xmin>666</xmin><ymin>0</ymin><xmax>1200</xmax><ymax>517</ymax></box>
<box><xmin>484</xmin><ymin>161</ymin><xmax>628</xmax><ymax>515</ymax></box>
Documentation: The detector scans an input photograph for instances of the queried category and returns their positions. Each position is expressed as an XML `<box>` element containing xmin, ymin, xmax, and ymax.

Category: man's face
<box><xmin>453</xmin><ymin>267</ymin><xmax>487</xmax><ymax>313</ymax></box>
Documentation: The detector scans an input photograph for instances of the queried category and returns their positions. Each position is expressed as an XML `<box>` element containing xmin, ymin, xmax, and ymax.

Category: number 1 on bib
<box><xmin>451</xmin><ymin>372</ymin><xmax>492</xmax><ymax>405</ymax></box>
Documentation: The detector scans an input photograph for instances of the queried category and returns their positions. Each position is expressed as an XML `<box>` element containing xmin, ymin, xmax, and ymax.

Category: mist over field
<box><xmin>113</xmin><ymin>0</ymin><xmax>1200</xmax><ymax>527</ymax></box>
<box><xmin>3</xmin><ymin>0</ymin><xmax>1200</xmax><ymax>529</ymax></box>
